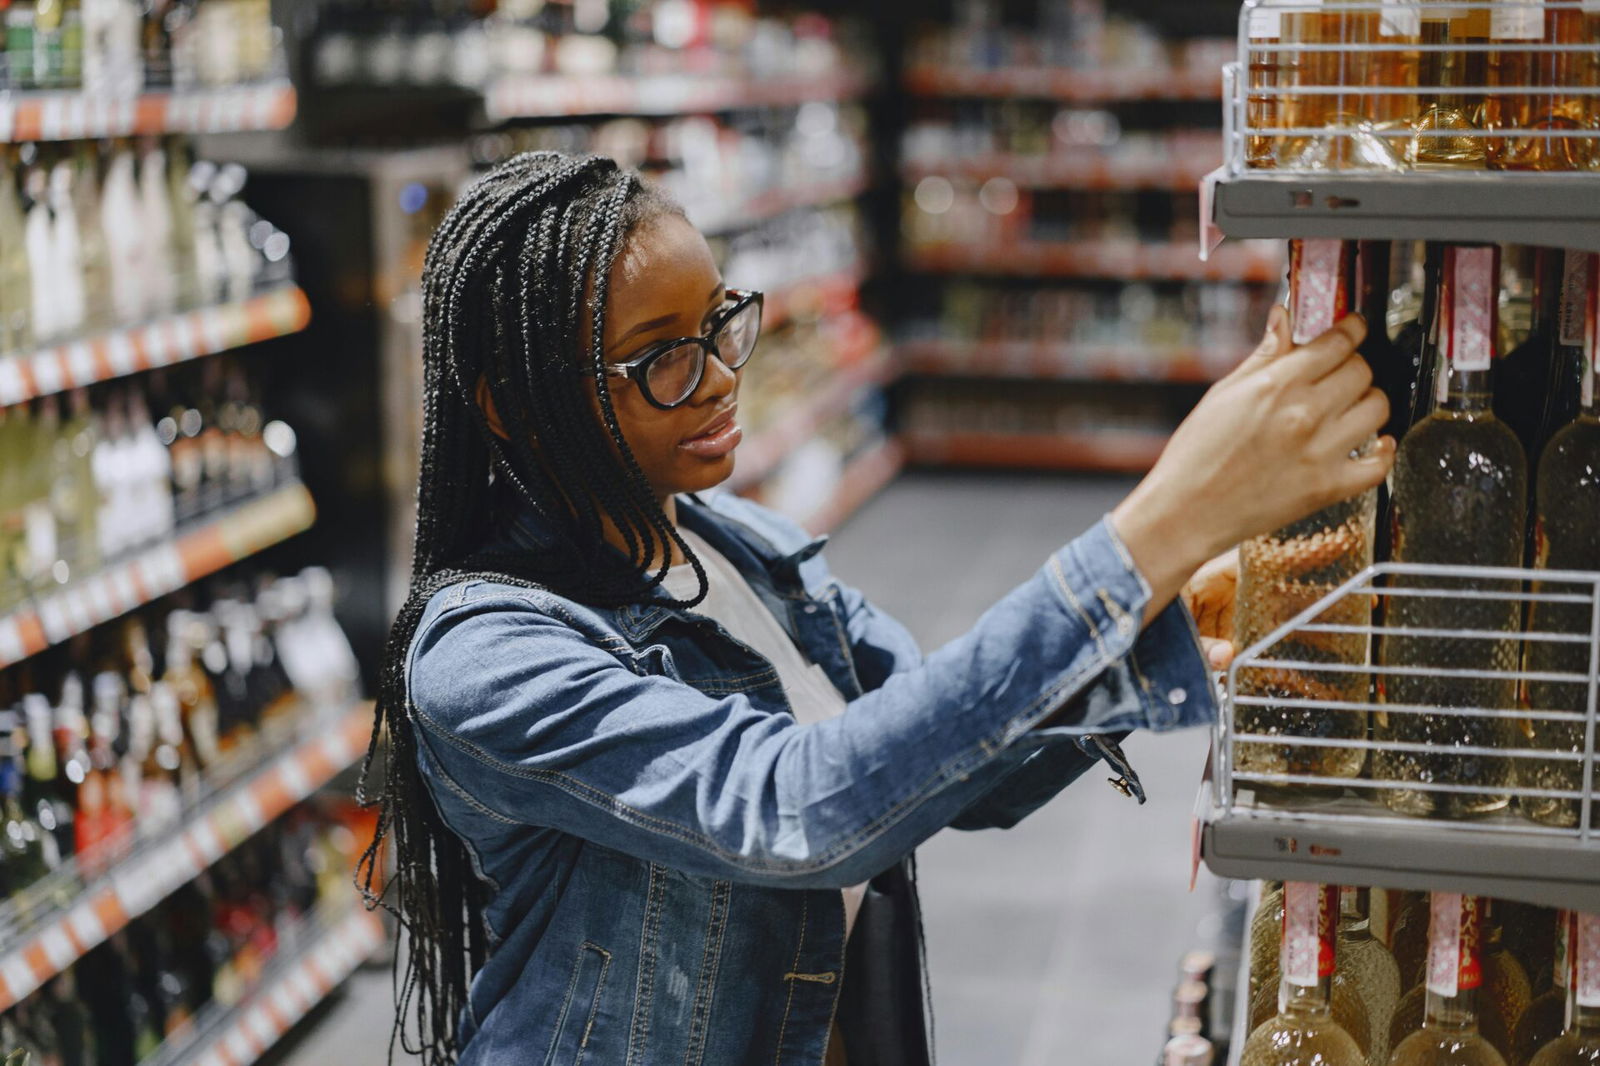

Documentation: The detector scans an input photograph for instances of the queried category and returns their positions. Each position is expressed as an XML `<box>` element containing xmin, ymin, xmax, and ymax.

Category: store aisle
<box><xmin>273</xmin><ymin>472</ymin><xmax>1220</xmax><ymax>1066</ymax></box>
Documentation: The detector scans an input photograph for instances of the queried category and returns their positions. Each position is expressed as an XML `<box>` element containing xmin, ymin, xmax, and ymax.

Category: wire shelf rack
<box><xmin>1203</xmin><ymin>559</ymin><xmax>1600</xmax><ymax>912</ymax></box>
<box><xmin>1203</xmin><ymin>0</ymin><xmax>1600</xmax><ymax>250</ymax></box>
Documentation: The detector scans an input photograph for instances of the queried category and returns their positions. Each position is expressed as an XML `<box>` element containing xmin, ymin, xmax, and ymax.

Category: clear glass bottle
<box><xmin>1527</xmin><ymin>912</ymin><xmax>1600</xmax><ymax>1065</ymax></box>
<box><xmin>1375</xmin><ymin>243</ymin><xmax>1527</xmax><ymax>819</ymax></box>
<box><xmin>1234</xmin><ymin>240</ymin><xmax>1374</xmax><ymax>803</ymax></box>
<box><xmin>1243</xmin><ymin>882</ymin><xmax>1367</xmax><ymax>1066</ymax></box>
<box><xmin>1514</xmin><ymin>911</ymin><xmax>1574</xmax><ymax>1066</ymax></box>
<box><xmin>1341</xmin><ymin>887</ymin><xmax>1404</xmax><ymax>1064</ymax></box>
<box><xmin>1389</xmin><ymin>893</ymin><xmax>1509</xmax><ymax>1066</ymax></box>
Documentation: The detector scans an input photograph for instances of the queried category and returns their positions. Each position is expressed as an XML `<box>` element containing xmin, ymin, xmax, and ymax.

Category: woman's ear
<box><xmin>475</xmin><ymin>375</ymin><xmax>511</xmax><ymax>441</ymax></box>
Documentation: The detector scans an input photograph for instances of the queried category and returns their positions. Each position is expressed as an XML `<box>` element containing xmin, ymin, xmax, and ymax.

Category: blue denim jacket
<box><xmin>404</xmin><ymin>492</ymin><xmax>1216</xmax><ymax>1065</ymax></box>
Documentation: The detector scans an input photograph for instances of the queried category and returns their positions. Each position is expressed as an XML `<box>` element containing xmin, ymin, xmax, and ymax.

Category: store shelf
<box><xmin>147</xmin><ymin>904</ymin><xmax>386</xmax><ymax>1066</ymax></box>
<box><xmin>0</xmin><ymin>481</ymin><xmax>316</xmax><ymax>670</ymax></box>
<box><xmin>695</xmin><ymin>173</ymin><xmax>869</xmax><ymax>236</ymax></box>
<box><xmin>903</xmin><ymin>64</ymin><xmax>1220</xmax><ymax>102</ymax></box>
<box><xmin>903</xmin><ymin>152</ymin><xmax>1218</xmax><ymax>192</ymax></box>
<box><xmin>897</xmin><ymin>339</ymin><xmax>1221</xmax><ymax>384</ymax></box>
<box><xmin>0</xmin><ymin>287</ymin><xmax>312</xmax><ymax>408</ymax></box>
<box><xmin>902</xmin><ymin>427</ymin><xmax>1169</xmax><ymax>473</ymax></box>
<box><xmin>801</xmin><ymin>437</ymin><xmax>905</xmax><ymax>535</ymax></box>
<box><xmin>763</xmin><ymin>264</ymin><xmax>864</xmax><ymax>331</ymax></box>
<box><xmin>1206</xmin><ymin>171</ymin><xmax>1600</xmax><ymax>254</ymax></box>
<box><xmin>904</xmin><ymin>240</ymin><xmax>1282</xmax><ymax>283</ymax></box>
<box><xmin>0</xmin><ymin>702</ymin><xmax>373</xmax><ymax>1011</ymax></box>
<box><xmin>484</xmin><ymin>69</ymin><xmax>871</xmax><ymax>121</ymax></box>
<box><xmin>0</xmin><ymin>82</ymin><xmax>297</xmax><ymax>142</ymax></box>
<box><xmin>728</xmin><ymin>345</ymin><xmax>895</xmax><ymax>492</ymax></box>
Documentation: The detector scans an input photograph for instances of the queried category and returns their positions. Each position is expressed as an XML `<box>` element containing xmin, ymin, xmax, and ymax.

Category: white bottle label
<box><xmin>1293</xmin><ymin>239</ymin><xmax>1346</xmax><ymax>346</ymax></box>
<box><xmin>1381</xmin><ymin>0</ymin><xmax>1422</xmax><ymax>36</ymax></box>
<box><xmin>1577</xmin><ymin>911</ymin><xmax>1600</xmax><ymax>1008</ymax></box>
<box><xmin>1450</xmin><ymin>247</ymin><xmax>1496</xmax><ymax>372</ymax></box>
<box><xmin>1560</xmin><ymin>249</ymin><xmax>1590</xmax><ymax>347</ymax></box>
<box><xmin>1426</xmin><ymin>892</ymin><xmax>1483</xmax><ymax>997</ymax></box>
<box><xmin>1492</xmin><ymin>3</ymin><xmax>1545</xmax><ymax>40</ymax></box>
<box><xmin>1248</xmin><ymin>3</ymin><xmax>1283</xmax><ymax>39</ymax></box>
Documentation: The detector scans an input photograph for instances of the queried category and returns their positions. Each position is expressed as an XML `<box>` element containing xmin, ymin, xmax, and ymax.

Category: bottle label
<box><xmin>1447</xmin><ymin>246</ymin><xmax>1496</xmax><ymax>372</ymax></box>
<box><xmin>1554</xmin><ymin>909</ymin><xmax>1571</xmax><ymax>991</ymax></box>
<box><xmin>1381</xmin><ymin>0</ymin><xmax>1422</xmax><ymax>36</ymax></box>
<box><xmin>1291</xmin><ymin>239</ymin><xmax>1349</xmax><ymax>346</ymax></box>
<box><xmin>1283</xmin><ymin>882</ymin><xmax>1337</xmax><ymax>987</ymax></box>
<box><xmin>1427</xmin><ymin>892</ymin><xmax>1483</xmax><ymax>997</ymax></box>
<box><xmin>1491</xmin><ymin>3</ymin><xmax>1544</xmax><ymax>40</ymax></box>
<box><xmin>1559</xmin><ymin>248</ymin><xmax>1589</xmax><ymax>348</ymax></box>
<box><xmin>1578</xmin><ymin>911</ymin><xmax>1600</xmax><ymax>1008</ymax></box>
<box><xmin>1248</xmin><ymin>6</ymin><xmax>1282</xmax><ymax>39</ymax></box>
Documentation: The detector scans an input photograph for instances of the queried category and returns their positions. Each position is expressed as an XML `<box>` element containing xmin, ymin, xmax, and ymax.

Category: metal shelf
<box><xmin>1207</xmin><ymin>171</ymin><xmax>1600</xmax><ymax>252</ymax></box>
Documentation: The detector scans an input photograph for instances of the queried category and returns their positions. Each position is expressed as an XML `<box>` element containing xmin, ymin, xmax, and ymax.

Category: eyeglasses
<box><xmin>600</xmin><ymin>288</ymin><xmax>763</xmax><ymax>409</ymax></box>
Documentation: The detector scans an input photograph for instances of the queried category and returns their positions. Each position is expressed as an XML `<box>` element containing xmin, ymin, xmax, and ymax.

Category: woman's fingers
<box><xmin>1202</xmin><ymin>637</ymin><xmax>1235</xmax><ymax>669</ymax></box>
<box><xmin>1321</xmin><ymin>388</ymin><xmax>1391</xmax><ymax>457</ymax></box>
<box><xmin>1280</xmin><ymin>314</ymin><xmax>1367</xmax><ymax>382</ymax></box>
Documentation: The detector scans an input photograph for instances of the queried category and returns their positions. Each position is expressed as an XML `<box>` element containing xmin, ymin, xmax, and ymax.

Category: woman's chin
<box><xmin>673</xmin><ymin>453</ymin><xmax>738</xmax><ymax>495</ymax></box>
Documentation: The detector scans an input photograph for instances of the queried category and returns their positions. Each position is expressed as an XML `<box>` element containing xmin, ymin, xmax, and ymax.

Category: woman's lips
<box><xmin>679</xmin><ymin>409</ymin><xmax>742</xmax><ymax>459</ymax></box>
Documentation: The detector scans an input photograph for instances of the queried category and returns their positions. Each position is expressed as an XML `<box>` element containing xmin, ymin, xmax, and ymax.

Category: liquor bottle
<box><xmin>19</xmin><ymin>690</ymin><xmax>70</xmax><ymax>865</ymax></box>
<box><xmin>1241</xmin><ymin>882</ymin><xmax>1366</xmax><ymax>1066</ymax></box>
<box><xmin>163</xmin><ymin>611</ymin><xmax>221</xmax><ymax>770</ymax></box>
<box><xmin>1399</xmin><ymin>244</ymin><xmax>1448</xmax><ymax>440</ymax></box>
<box><xmin>1274</xmin><ymin>2</ymin><xmax>1409</xmax><ymax>170</ymax></box>
<box><xmin>1487</xmin><ymin>0</ymin><xmax>1599</xmax><ymax>171</ymax></box>
<box><xmin>1538</xmin><ymin>252</ymin><xmax>1590</xmax><ymax>454</ymax></box>
<box><xmin>1513</xmin><ymin>912</ymin><xmax>1573</xmax><ymax>1066</ymax></box>
<box><xmin>0</xmin><ymin>148</ymin><xmax>33</xmax><ymax>354</ymax></box>
<box><xmin>1341</xmin><ymin>887</ymin><xmax>1404</xmax><ymax>1065</ymax></box>
<box><xmin>1483</xmin><ymin>904</ymin><xmax>1537</xmax><ymax>1061</ymax></box>
<box><xmin>1389</xmin><ymin>894</ymin><xmax>1509</xmax><ymax>1066</ymax></box>
<box><xmin>1254</xmin><ymin>882</ymin><xmax>1289</xmax><ymax>1007</ymax></box>
<box><xmin>1409</xmin><ymin>2</ymin><xmax>1489</xmax><ymax>168</ymax></box>
<box><xmin>1234</xmin><ymin>239</ymin><xmax>1374</xmax><ymax>802</ymax></box>
<box><xmin>1521</xmin><ymin>253</ymin><xmax>1600</xmax><ymax>830</ymax></box>
<box><xmin>0</xmin><ymin>709</ymin><xmax>51</xmax><ymax>900</ymax></box>
<box><xmin>69</xmin><ymin>142</ymin><xmax>109</xmax><ymax>334</ymax></box>
<box><xmin>1375</xmin><ymin>244</ymin><xmax>1527</xmax><ymax>820</ymax></box>
<box><xmin>88</xmin><ymin>672</ymin><xmax>135</xmax><ymax>863</ymax></box>
<box><xmin>1361</xmin><ymin>241</ymin><xmax>1416</xmax><ymax>444</ymax></box>
<box><xmin>1527</xmin><ymin>912</ymin><xmax>1600</xmax><ymax>1066</ymax></box>
<box><xmin>1495</xmin><ymin>249</ymin><xmax>1565</xmax><ymax>470</ymax></box>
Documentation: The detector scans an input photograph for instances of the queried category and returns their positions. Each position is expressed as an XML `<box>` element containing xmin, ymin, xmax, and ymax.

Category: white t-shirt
<box><xmin>661</xmin><ymin>527</ymin><xmax>867</xmax><ymax>936</ymax></box>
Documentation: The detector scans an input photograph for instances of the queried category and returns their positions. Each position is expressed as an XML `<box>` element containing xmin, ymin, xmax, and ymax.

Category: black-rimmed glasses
<box><xmin>600</xmin><ymin>288</ymin><xmax>764</xmax><ymax>409</ymax></box>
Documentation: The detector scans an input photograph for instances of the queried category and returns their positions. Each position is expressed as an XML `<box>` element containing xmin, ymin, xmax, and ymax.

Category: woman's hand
<box><xmin>1183</xmin><ymin>548</ymin><xmax>1239</xmax><ymax>669</ymax></box>
<box><xmin>1113</xmin><ymin>306</ymin><xmax>1396</xmax><ymax>624</ymax></box>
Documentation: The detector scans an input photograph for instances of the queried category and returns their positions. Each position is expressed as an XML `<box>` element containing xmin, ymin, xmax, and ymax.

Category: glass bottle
<box><xmin>1375</xmin><ymin>243</ymin><xmax>1527</xmax><ymax>820</ymax></box>
<box><xmin>1494</xmin><ymin>249</ymin><xmax>1567</xmax><ymax>472</ymax></box>
<box><xmin>0</xmin><ymin>148</ymin><xmax>33</xmax><ymax>354</ymax></box>
<box><xmin>1234</xmin><ymin>239</ymin><xmax>1374</xmax><ymax>803</ymax></box>
<box><xmin>1342</xmin><ymin>887</ymin><xmax>1405</xmax><ymax>1065</ymax></box>
<box><xmin>1241</xmin><ymin>882</ymin><xmax>1366</xmax><ymax>1066</ymax></box>
<box><xmin>1254</xmin><ymin>882</ymin><xmax>1289</xmax><ymax>1007</ymax></box>
<box><xmin>1390</xmin><ymin>893</ymin><xmax>1509</xmax><ymax>1066</ymax></box>
<box><xmin>163</xmin><ymin>611</ymin><xmax>221</xmax><ymax>771</ymax></box>
<box><xmin>1515</xmin><ymin>911</ymin><xmax>1574</xmax><ymax>1066</ymax></box>
<box><xmin>0</xmin><ymin>709</ymin><xmax>51</xmax><ymax>901</ymax></box>
<box><xmin>1409</xmin><ymin>1</ymin><xmax>1489</xmax><ymax>168</ymax></box>
<box><xmin>1527</xmin><ymin>912</ymin><xmax>1600</xmax><ymax>1065</ymax></box>
<box><xmin>1275</xmin><ymin>2</ymin><xmax>1410</xmax><ymax>170</ymax></box>
<box><xmin>1520</xmin><ymin>252</ymin><xmax>1600</xmax><ymax>829</ymax></box>
<box><xmin>1487</xmin><ymin>0</ymin><xmax>1599</xmax><ymax>171</ymax></box>
<box><xmin>1483</xmin><ymin>903</ymin><xmax>1537</xmax><ymax>1061</ymax></box>
<box><xmin>1246</xmin><ymin>1</ymin><xmax>1286</xmax><ymax>167</ymax></box>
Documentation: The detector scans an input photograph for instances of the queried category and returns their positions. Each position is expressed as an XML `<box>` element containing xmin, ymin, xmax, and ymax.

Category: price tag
<box><xmin>1492</xmin><ymin>3</ymin><xmax>1544</xmax><ymax>39</ymax></box>
<box><xmin>1578</xmin><ymin>912</ymin><xmax>1600</xmax><ymax>1008</ymax></box>
<box><xmin>1283</xmin><ymin>882</ymin><xmax>1336</xmax><ymax>987</ymax></box>
<box><xmin>1248</xmin><ymin>3</ymin><xmax>1283</xmax><ymax>38</ymax></box>
<box><xmin>1381</xmin><ymin>0</ymin><xmax>1422</xmax><ymax>36</ymax></box>
<box><xmin>1449</xmin><ymin>246</ymin><xmax>1496</xmax><ymax>371</ymax></box>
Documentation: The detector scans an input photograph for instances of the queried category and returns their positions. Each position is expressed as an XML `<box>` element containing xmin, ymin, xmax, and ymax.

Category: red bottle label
<box><xmin>1577</xmin><ymin>911</ymin><xmax>1600</xmax><ymax>1008</ymax></box>
<box><xmin>1443</xmin><ymin>246</ymin><xmax>1497</xmax><ymax>373</ymax></box>
<box><xmin>1283</xmin><ymin>882</ymin><xmax>1338</xmax><ymax>985</ymax></box>
<box><xmin>1290</xmin><ymin>239</ymin><xmax>1352</xmax><ymax>346</ymax></box>
<box><xmin>1427</xmin><ymin>892</ymin><xmax>1483</xmax><ymax>996</ymax></box>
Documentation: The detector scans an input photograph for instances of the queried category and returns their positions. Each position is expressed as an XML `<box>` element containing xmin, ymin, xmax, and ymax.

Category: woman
<box><xmin>357</xmin><ymin>152</ymin><xmax>1394</xmax><ymax>1066</ymax></box>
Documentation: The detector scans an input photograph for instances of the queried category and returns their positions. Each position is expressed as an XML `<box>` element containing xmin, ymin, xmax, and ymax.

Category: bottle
<box><xmin>1538</xmin><ymin>252</ymin><xmax>1590</xmax><ymax>457</ymax></box>
<box><xmin>1487</xmin><ymin>0</ymin><xmax>1598</xmax><ymax>171</ymax></box>
<box><xmin>0</xmin><ymin>148</ymin><xmax>33</xmax><ymax>354</ymax></box>
<box><xmin>1389</xmin><ymin>893</ymin><xmax>1509</xmax><ymax>1066</ymax></box>
<box><xmin>1361</xmin><ymin>241</ymin><xmax>1416</xmax><ymax>445</ymax></box>
<box><xmin>1274</xmin><ymin>2</ymin><xmax>1409</xmax><ymax>170</ymax></box>
<box><xmin>19</xmin><ymin>690</ymin><xmax>70</xmax><ymax>867</ymax></box>
<box><xmin>1254</xmin><ymin>882</ymin><xmax>1289</xmax><ymax>1007</ymax></box>
<box><xmin>1483</xmin><ymin>903</ymin><xmax>1537</xmax><ymax>1061</ymax></box>
<box><xmin>1409</xmin><ymin>2</ymin><xmax>1489</xmax><ymax>168</ymax></box>
<box><xmin>0</xmin><ymin>709</ymin><xmax>51</xmax><ymax>901</ymax></box>
<box><xmin>1494</xmin><ymin>249</ymin><xmax>1565</xmax><ymax>471</ymax></box>
<box><xmin>1241</xmin><ymin>882</ymin><xmax>1366</xmax><ymax>1066</ymax></box>
<box><xmin>1234</xmin><ymin>239</ymin><xmax>1374</xmax><ymax>802</ymax></box>
<box><xmin>163</xmin><ymin>611</ymin><xmax>221</xmax><ymax>770</ymax></box>
<box><xmin>1375</xmin><ymin>243</ymin><xmax>1527</xmax><ymax>820</ymax></box>
<box><xmin>1341</xmin><ymin>886</ymin><xmax>1404</xmax><ymax>1065</ymax></box>
<box><xmin>1514</xmin><ymin>912</ymin><xmax>1574</xmax><ymax>1066</ymax></box>
<box><xmin>1520</xmin><ymin>253</ymin><xmax>1600</xmax><ymax>830</ymax></box>
<box><xmin>1525</xmin><ymin>912</ymin><xmax>1600</xmax><ymax>1066</ymax></box>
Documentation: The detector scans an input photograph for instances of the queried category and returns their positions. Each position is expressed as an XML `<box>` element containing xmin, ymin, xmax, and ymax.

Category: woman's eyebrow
<box><xmin>610</xmin><ymin>282</ymin><xmax>727</xmax><ymax>351</ymax></box>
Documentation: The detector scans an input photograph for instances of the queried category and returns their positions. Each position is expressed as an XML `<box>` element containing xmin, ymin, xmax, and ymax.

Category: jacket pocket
<box><xmin>629</xmin><ymin>643</ymin><xmax>680</xmax><ymax>680</ymax></box>
<box><xmin>543</xmin><ymin>942</ymin><xmax>612</xmax><ymax>1066</ymax></box>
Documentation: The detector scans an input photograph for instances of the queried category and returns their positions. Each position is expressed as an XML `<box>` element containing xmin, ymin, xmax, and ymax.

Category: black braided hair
<box><xmin>355</xmin><ymin>152</ymin><xmax>712</xmax><ymax>1065</ymax></box>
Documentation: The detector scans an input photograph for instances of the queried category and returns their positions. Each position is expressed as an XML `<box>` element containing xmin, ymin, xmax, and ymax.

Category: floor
<box><xmin>270</xmin><ymin>471</ymin><xmax>1230</xmax><ymax>1066</ymax></box>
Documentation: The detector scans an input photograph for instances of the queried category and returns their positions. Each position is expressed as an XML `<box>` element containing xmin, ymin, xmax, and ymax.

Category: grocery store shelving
<box><xmin>0</xmin><ymin>481</ymin><xmax>316</xmax><ymax>670</ymax></box>
<box><xmin>0</xmin><ymin>702</ymin><xmax>373</xmax><ymax>1011</ymax></box>
<box><xmin>897</xmin><ymin>339</ymin><xmax>1222</xmax><ymax>384</ymax></box>
<box><xmin>0</xmin><ymin>287</ymin><xmax>312</xmax><ymax>408</ymax></box>
<box><xmin>763</xmin><ymin>263</ymin><xmax>865</xmax><ymax>331</ymax></box>
<box><xmin>902</xmin><ymin>151</ymin><xmax>1218</xmax><ymax>192</ymax></box>
<box><xmin>728</xmin><ymin>345</ymin><xmax>895</xmax><ymax>493</ymax></box>
<box><xmin>484</xmin><ymin>69</ymin><xmax>872</xmax><ymax>121</ymax></box>
<box><xmin>902</xmin><ymin>427</ymin><xmax>1169</xmax><ymax>473</ymax></box>
<box><xmin>695</xmin><ymin>172</ymin><xmax>870</xmax><ymax>237</ymax></box>
<box><xmin>0</xmin><ymin>81</ymin><xmax>298</xmax><ymax>143</ymax></box>
<box><xmin>903</xmin><ymin>64</ymin><xmax>1220</xmax><ymax>102</ymax></box>
<box><xmin>143</xmin><ymin>903</ymin><xmax>386</xmax><ymax>1066</ymax></box>
<box><xmin>801</xmin><ymin>437</ymin><xmax>906</xmax><ymax>535</ymax></box>
<box><xmin>1206</xmin><ymin>170</ymin><xmax>1600</xmax><ymax>255</ymax></box>
<box><xmin>904</xmin><ymin>240</ymin><xmax>1283</xmax><ymax>283</ymax></box>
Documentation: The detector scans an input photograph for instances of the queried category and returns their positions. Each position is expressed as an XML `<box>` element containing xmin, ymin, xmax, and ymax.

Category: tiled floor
<box><xmin>272</xmin><ymin>471</ymin><xmax>1226</xmax><ymax>1065</ymax></box>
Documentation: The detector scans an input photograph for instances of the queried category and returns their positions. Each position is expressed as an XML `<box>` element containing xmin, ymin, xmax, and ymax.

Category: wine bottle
<box><xmin>1483</xmin><ymin>903</ymin><xmax>1537</xmax><ymax>1061</ymax></box>
<box><xmin>0</xmin><ymin>709</ymin><xmax>51</xmax><ymax>901</ymax></box>
<box><xmin>1242</xmin><ymin>882</ymin><xmax>1367</xmax><ymax>1066</ymax></box>
<box><xmin>1275</xmin><ymin>1</ymin><xmax>1410</xmax><ymax>170</ymax></box>
<box><xmin>1389</xmin><ymin>893</ymin><xmax>1509</xmax><ymax>1066</ymax></box>
<box><xmin>1342</xmin><ymin>887</ymin><xmax>1405</xmax><ymax>1065</ymax></box>
<box><xmin>1487</xmin><ymin>0</ymin><xmax>1599</xmax><ymax>171</ymax></box>
<box><xmin>1362</xmin><ymin>241</ymin><xmax>1416</xmax><ymax>444</ymax></box>
<box><xmin>1520</xmin><ymin>252</ymin><xmax>1600</xmax><ymax>830</ymax></box>
<box><xmin>1246</xmin><ymin>2</ymin><xmax>1286</xmax><ymax>167</ymax></box>
<box><xmin>1375</xmin><ymin>243</ymin><xmax>1527</xmax><ymax>820</ymax></box>
<box><xmin>0</xmin><ymin>148</ymin><xmax>33</xmax><ymax>354</ymax></box>
<box><xmin>1409</xmin><ymin>1</ymin><xmax>1489</xmax><ymax>168</ymax></box>
<box><xmin>1234</xmin><ymin>239</ymin><xmax>1374</xmax><ymax>803</ymax></box>
<box><xmin>1513</xmin><ymin>912</ymin><xmax>1573</xmax><ymax>1066</ymax></box>
<box><xmin>1527</xmin><ymin>912</ymin><xmax>1600</xmax><ymax>1065</ymax></box>
<box><xmin>1495</xmin><ymin>249</ymin><xmax>1565</xmax><ymax>470</ymax></box>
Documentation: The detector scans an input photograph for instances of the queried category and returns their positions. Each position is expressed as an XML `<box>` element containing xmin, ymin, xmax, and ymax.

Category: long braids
<box><xmin>354</xmin><ymin>152</ymin><xmax>710</xmax><ymax>1065</ymax></box>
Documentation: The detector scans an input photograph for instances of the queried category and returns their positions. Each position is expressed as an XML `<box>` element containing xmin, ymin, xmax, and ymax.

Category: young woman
<box><xmin>358</xmin><ymin>152</ymin><xmax>1394</xmax><ymax>1066</ymax></box>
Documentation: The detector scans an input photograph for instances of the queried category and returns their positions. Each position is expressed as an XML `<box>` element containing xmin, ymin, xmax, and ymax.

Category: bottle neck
<box><xmin>1424</xmin><ymin>893</ymin><xmax>1486</xmax><ymax>1035</ymax></box>
<box><xmin>1440</xmin><ymin>367</ymin><xmax>1493</xmax><ymax>413</ymax></box>
<box><xmin>1531</xmin><ymin>248</ymin><xmax>1563</xmax><ymax>337</ymax></box>
<box><xmin>1278</xmin><ymin>883</ymin><xmax>1339</xmax><ymax>1020</ymax></box>
<box><xmin>1424</xmin><ymin>984</ymin><xmax>1483</xmax><ymax>1033</ymax></box>
<box><xmin>1436</xmin><ymin>245</ymin><xmax>1501</xmax><ymax>415</ymax></box>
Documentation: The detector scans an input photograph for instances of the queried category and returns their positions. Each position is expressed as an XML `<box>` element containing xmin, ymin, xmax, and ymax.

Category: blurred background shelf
<box><xmin>897</xmin><ymin>339</ymin><xmax>1223</xmax><ymax>383</ymax></box>
<box><xmin>485</xmin><ymin>69</ymin><xmax>872</xmax><ymax>121</ymax></box>
<box><xmin>903</xmin><ymin>64</ymin><xmax>1220</xmax><ymax>101</ymax></box>
<box><xmin>902</xmin><ymin>428</ymin><xmax>1169</xmax><ymax>473</ymax></box>
<box><xmin>903</xmin><ymin>150</ymin><xmax>1219</xmax><ymax>192</ymax></box>
<box><xmin>904</xmin><ymin>240</ymin><xmax>1282</xmax><ymax>282</ymax></box>
<box><xmin>1</xmin><ymin>83</ymin><xmax>298</xmax><ymax>143</ymax></box>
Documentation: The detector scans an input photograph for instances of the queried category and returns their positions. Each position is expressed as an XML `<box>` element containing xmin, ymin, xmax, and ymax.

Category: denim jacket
<box><xmin>404</xmin><ymin>492</ymin><xmax>1216</xmax><ymax>1065</ymax></box>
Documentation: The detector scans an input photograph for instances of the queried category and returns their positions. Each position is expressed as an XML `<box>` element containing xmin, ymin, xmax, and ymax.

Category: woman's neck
<box><xmin>599</xmin><ymin>494</ymin><xmax>684</xmax><ymax>568</ymax></box>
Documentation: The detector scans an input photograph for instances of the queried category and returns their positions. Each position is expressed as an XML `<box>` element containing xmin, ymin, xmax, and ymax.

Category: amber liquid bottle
<box><xmin>1410</xmin><ymin>2</ymin><xmax>1490</xmax><ymax>167</ymax></box>
<box><xmin>1234</xmin><ymin>240</ymin><xmax>1374</xmax><ymax>803</ymax></box>
<box><xmin>1274</xmin><ymin>2</ymin><xmax>1411</xmax><ymax>170</ymax></box>
<box><xmin>1375</xmin><ymin>244</ymin><xmax>1527</xmax><ymax>820</ymax></box>
<box><xmin>1389</xmin><ymin>894</ymin><xmax>1510</xmax><ymax>1066</ymax></box>
<box><xmin>1242</xmin><ymin>882</ymin><xmax>1367</xmax><ymax>1066</ymax></box>
<box><xmin>1487</xmin><ymin>0</ymin><xmax>1599</xmax><ymax>170</ymax></box>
